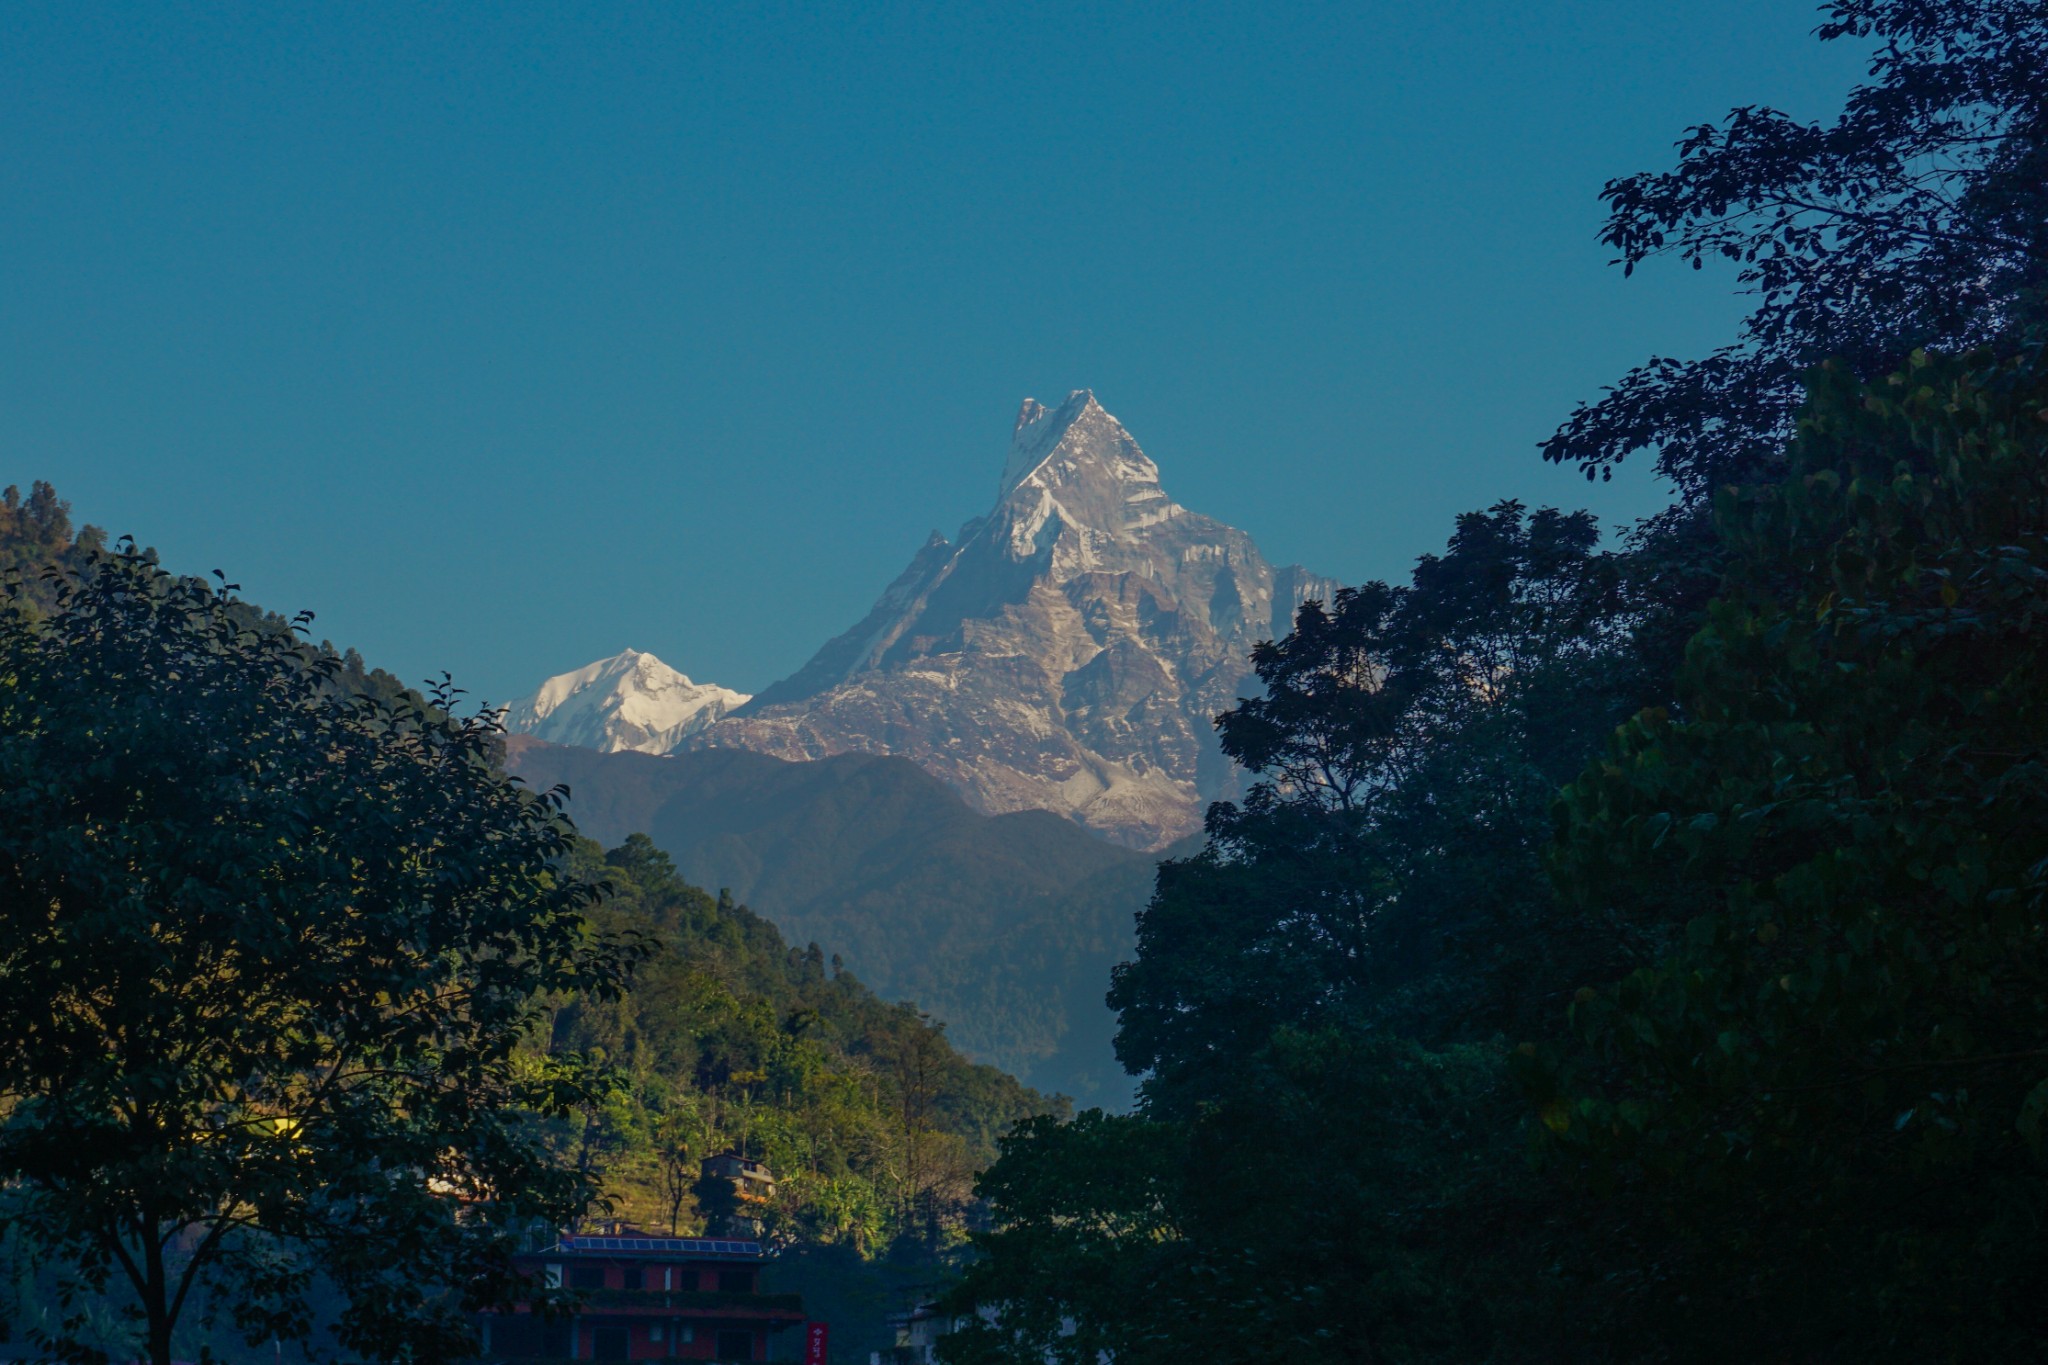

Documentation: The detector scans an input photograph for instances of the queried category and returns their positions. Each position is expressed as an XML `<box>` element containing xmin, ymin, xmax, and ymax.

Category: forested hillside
<box><xmin>0</xmin><ymin>497</ymin><xmax>1061</xmax><ymax>1365</ymax></box>
<box><xmin>507</xmin><ymin>738</ymin><xmax>1160</xmax><ymax>1104</ymax></box>
<box><xmin>545</xmin><ymin>833</ymin><xmax>1059</xmax><ymax>1363</ymax></box>
<box><xmin>0</xmin><ymin>482</ymin><xmax>105</xmax><ymax>589</ymax></box>
<box><xmin>550</xmin><ymin>830</ymin><xmax>1058</xmax><ymax>1239</ymax></box>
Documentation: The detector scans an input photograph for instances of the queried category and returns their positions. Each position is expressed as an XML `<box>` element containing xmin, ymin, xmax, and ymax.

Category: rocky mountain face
<box><xmin>503</xmin><ymin>649</ymin><xmax>749</xmax><ymax>754</ymax></box>
<box><xmin>690</xmin><ymin>390</ymin><xmax>1336</xmax><ymax>849</ymax></box>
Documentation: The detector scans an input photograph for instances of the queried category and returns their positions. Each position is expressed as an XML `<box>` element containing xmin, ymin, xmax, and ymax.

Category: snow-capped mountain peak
<box><xmin>696</xmin><ymin>390</ymin><xmax>1338</xmax><ymax>848</ymax></box>
<box><xmin>998</xmin><ymin>389</ymin><xmax>1165</xmax><ymax>507</ymax></box>
<box><xmin>988</xmin><ymin>389</ymin><xmax>1182</xmax><ymax>575</ymax></box>
<box><xmin>504</xmin><ymin>649</ymin><xmax>749</xmax><ymax>755</ymax></box>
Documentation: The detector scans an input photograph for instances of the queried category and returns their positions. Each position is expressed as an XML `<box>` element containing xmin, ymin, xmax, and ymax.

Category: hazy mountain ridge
<box><xmin>504</xmin><ymin>734</ymin><xmax>1161</xmax><ymax>1105</ymax></box>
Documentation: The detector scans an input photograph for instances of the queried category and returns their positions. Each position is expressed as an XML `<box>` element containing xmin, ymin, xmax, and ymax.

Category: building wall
<box><xmin>487</xmin><ymin>1247</ymin><xmax>787</xmax><ymax>1364</ymax></box>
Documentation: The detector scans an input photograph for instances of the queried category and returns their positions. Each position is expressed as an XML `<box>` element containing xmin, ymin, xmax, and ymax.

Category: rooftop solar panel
<box><xmin>553</xmin><ymin>1235</ymin><xmax>764</xmax><ymax>1256</ymax></box>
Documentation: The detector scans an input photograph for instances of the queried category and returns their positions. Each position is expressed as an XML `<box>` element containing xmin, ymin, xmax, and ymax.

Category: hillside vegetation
<box><xmin>507</xmin><ymin>738</ymin><xmax>1161</xmax><ymax>1104</ymax></box>
<box><xmin>551</xmin><ymin>830</ymin><xmax>1059</xmax><ymax>1242</ymax></box>
<box><xmin>547</xmin><ymin>832</ymin><xmax>1062</xmax><ymax>1363</ymax></box>
<box><xmin>0</xmin><ymin>494</ymin><xmax>1062</xmax><ymax>1364</ymax></box>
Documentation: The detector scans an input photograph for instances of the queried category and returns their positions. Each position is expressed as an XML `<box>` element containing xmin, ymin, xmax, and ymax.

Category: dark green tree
<box><xmin>934</xmin><ymin>1112</ymin><xmax>1186</xmax><ymax>1365</ymax></box>
<box><xmin>0</xmin><ymin>547</ymin><xmax>628</xmax><ymax>1365</ymax></box>
<box><xmin>947</xmin><ymin>505</ymin><xmax>1636</xmax><ymax>1364</ymax></box>
<box><xmin>689</xmin><ymin>1165</ymin><xmax>744</xmax><ymax>1237</ymax></box>
<box><xmin>1530</xmin><ymin>343</ymin><xmax>2048</xmax><ymax>1359</ymax></box>
<box><xmin>1545</xmin><ymin>0</ymin><xmax>2048</xmax><ymax>706</ymax></box>
<box><xmin>1116</xmin><ymin>504</ymin><xmax>1630</xmax><ymax>1108</ymax></box>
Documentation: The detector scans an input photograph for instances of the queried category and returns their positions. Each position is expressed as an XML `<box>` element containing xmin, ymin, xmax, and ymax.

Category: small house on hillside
<box><xmin>878</xmin><ymin>1302</ymin><xmax>956</xmax><ymax>1365</ymax></box>
<box><xmin>696</xmin><ymin>1152</ymin><xmax>778</xmax><ymax>1236</ymax></box>
<box><xmin>700</xmin><ymin>1151</ymin><xmax>777</xmax><ymax>1204</ymax></box>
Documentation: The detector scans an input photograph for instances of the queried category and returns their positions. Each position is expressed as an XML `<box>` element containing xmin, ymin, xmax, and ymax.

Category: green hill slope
<box><xmin>514</xmin><ymin>821</ymin><xmax>1087</xmax><ymax>1365</ymax></box>
<box><xmin>1</xmin><ymin>487</ymin><xmax>1069</xmax><ymax>1362</ymax></box>
<box><xmin>506</xmin><ymin>737</ymin><xmax>1161</xmax><ymax>1106</ymax></box>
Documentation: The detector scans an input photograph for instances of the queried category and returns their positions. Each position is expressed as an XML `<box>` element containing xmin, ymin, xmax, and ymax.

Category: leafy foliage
<box><xmin>1115</xmin><ymin>504</ymin><xmax>1633</xmax><ymax>1105</ymax></box>
<box><xmin>1530</xmin><ymin>344</ymin><xmax>2048</xmax><ymax>1358</ymax></box>
<box><xmin>0</xmin><ymin>546</ymin><xmax>629</xmax><ymax>1365</ymax></box>
<box><xmin>932</xmin><ymin>1112</ymin><xmax>1185</xmax><ymax>1365</ymax></box>
<box><xmin>1544</xmin><ymin>0</ymin><xmax>2048</xmax><ymax>498</ymax></box>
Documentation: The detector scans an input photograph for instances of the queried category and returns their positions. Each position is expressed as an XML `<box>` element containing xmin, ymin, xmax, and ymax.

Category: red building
<box><xmin>479</xmin><ymin>1234</ymin><xmax>805</xmax><ymax>1363</ymax></box>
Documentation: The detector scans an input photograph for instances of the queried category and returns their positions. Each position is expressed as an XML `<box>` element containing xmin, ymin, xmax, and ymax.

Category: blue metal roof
<box><xmin>553</xmin><ymin>1236</ymin><xmax>763</xmax><ymax>1260</ymax></box>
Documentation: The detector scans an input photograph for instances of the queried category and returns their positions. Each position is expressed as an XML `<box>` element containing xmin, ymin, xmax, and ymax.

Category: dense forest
<box><xmin>942</xmin><ymin>4</ymin><xmax>2048</xmax><ymax>1363</ymax></box>
<box><xmin>0</xmin><ymin>492</ymin><xmax>1058</xmax><ymax>1364</ymax></box>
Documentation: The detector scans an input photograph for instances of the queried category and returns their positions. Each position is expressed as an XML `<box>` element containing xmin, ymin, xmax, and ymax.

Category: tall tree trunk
<box><xmin>142</xmin><ymin>1226</ymin><xmax>173</xmax><ymax>1365</ymax></box>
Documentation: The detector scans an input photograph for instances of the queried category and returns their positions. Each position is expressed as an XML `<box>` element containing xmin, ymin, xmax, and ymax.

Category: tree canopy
<box><xmin>941</xmin><ymin>5</ymin><xmax>2048</xmax><ymax>1361</ymax></box>
<box><xmin>0</xmin><ymin>547</ymin><xmax>628</xmax><ymax>1365</ymax></box>
<box><xmin>1527</xmin><ymin>342</ymin><xmax>2048</xmax><ymax>1356</ymax></box>
<box><xmin>1544</xmin><ymin>0</ymin><xmax>2048</xmax><ymax>499</ymax></box>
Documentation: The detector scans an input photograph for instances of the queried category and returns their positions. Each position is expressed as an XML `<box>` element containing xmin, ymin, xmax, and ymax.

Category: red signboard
<box><xmin>803</xmin><ymin>1320</ymin><xmax>829</xmax><ymax>1365</ymax></box>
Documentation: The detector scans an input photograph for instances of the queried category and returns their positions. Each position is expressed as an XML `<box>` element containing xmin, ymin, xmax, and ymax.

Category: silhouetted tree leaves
<box><xmin>1531</xmin><ymin>343</ymin><xmax>2048</xmax><ymax>1358</ymax></box>
<box><xmin>1545</xmin><ymin>0</ymin><xmax>2048</xmax><ymax>499</ymax></box>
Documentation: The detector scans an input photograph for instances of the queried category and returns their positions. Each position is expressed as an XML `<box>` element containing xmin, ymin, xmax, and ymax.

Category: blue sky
<box><xmin>3</xmin><ymin>2</ymin><xmax>1868</xmax><ymax>701</ymax></box>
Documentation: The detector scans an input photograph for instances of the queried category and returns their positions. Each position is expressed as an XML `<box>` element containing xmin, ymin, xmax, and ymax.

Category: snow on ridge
<box><xmin>1000</xmin><ymin>389</ymin><xmax>1104</xmax><ymax>499</ymax></box>
<box><xmin>505</xmin><ymin>649</ymin><xmax>750</xmax><ymax>755</ymax></box>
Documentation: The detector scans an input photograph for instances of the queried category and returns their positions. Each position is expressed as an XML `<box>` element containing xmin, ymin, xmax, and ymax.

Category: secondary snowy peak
<box><xmin>504</xmin><ymin>650</ymin><xmax>749</xmax><ymax>755</ymax></box>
